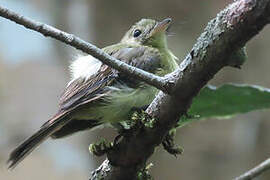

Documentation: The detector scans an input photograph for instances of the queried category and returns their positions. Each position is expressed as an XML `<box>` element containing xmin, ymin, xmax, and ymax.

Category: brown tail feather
<box><xmin>7</xmin><ymin>113</ymin><xmax>71</xmax><ymax>169</ymax></box>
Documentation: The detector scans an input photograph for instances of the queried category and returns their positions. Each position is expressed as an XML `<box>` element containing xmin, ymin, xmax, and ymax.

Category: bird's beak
<box><xmin>151</xmin><ymin>18</ymin><xmax>172</xmax><ymax>36</ymax></box>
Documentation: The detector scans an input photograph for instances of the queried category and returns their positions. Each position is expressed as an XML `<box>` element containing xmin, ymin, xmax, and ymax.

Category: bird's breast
<box><xmin>73</xmin><ymin>85</ymin><xmax>157</xmax><ymax>124</ymax></box>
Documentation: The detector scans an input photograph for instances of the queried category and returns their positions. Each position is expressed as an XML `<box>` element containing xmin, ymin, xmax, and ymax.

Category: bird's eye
<box><xmin>133</xmin><ymin>29</ymin><xmax>142</xmax><ymax>38</ymax></box>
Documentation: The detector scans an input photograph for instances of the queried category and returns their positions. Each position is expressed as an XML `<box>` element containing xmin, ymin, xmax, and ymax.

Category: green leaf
<box><xmin>178</xmin><ymin>84</ymin><xmax>270</xmax><ymax>127</ymax></box>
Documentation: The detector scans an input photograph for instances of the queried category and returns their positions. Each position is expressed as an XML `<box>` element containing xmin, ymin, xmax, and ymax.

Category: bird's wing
<box><xmin>59</xmin><ymin>64</ymin><xmax>116</xmax><ymax>110</ymax></box>
<box><xmin>59</xmin><ymin>45</ymin><xmax>161</xmax><ymax>111</ymax></box>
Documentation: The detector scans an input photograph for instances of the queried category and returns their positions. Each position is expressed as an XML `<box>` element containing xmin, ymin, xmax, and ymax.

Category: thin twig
<box><xmin>0</xmin><ymin>5</ymin><xmax>170</xmax><ymax>93</ymax></box>
<box><xmin>234</xmin><ymin>158</ymin><xmax>270</xmax><ymax>180</ymax></box>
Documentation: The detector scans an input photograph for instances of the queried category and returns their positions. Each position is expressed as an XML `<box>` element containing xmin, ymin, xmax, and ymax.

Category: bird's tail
<box><xmin>7</xmin><ymin>112</ymin><xmax>70</xmax><ymax>169</ymax></box>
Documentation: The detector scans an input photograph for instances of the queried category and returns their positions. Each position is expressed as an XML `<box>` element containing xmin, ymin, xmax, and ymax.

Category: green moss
<box><xmin>89</xmin><ymin>138</ymin><xmax>113</xmax><ymax>156</ymax></box>
<box><xmin>137</xmin><ymin>163</ymin><xmax>154</xmax><ymax>180</ymax></box>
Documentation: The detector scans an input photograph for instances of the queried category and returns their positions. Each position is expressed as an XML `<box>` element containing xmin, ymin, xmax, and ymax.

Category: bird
<box><xmin>8</xmin><ymin>18</ymin><xmax>179</xmax><ymax>169</ymax></box>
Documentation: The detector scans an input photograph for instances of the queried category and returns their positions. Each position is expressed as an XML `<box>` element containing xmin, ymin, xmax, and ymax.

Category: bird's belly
<box><xmin>73</xmin><ymin>86</ymin><xmax>157</xmax><ymax>123</ymax></box>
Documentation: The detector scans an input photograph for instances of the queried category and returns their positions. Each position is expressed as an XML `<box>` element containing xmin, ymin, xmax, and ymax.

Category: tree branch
<box><xmin>234</xmin><ymin>158</ymin><xmax>270</xmax><ymax>180</ymax></box>
<box><xmin>0</xmin><ymin>5</ymin><xmax>170</xmax><ymax>93</ymax></box>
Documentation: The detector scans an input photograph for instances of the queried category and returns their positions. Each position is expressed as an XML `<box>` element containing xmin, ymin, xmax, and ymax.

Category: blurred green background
<box><xmin>0</xmin><ymin>0</ymin><xmax>270</xmax><ymax>179</ymax></box>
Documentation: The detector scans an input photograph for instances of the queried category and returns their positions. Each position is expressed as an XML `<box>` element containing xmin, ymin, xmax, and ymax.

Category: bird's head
<box><xmin>121</xmin><ymin>18</ymin><xmax>171</xmax><ymax>48</ymax></box>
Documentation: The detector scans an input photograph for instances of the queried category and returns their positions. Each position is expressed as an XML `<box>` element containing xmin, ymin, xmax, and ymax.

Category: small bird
<box><xmin>8</xmin><ymin>18</ymin><xmax>179</xmax><ymax>169</ymax></box>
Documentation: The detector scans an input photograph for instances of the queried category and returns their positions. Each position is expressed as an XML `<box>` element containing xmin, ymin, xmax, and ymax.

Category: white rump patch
<box><xmin>69</xmin><ymin>55</ymin><xmax>102</xmax><ymax>81</ymax></box>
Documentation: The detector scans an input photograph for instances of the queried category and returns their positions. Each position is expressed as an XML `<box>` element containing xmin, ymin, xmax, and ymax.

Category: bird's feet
<box><xmin>131</xmin><ymin>108</ymin><xmax>156</xmax><ymax>128</ymax></box>
<box><xmin>89</xmin><ymin>108</ymin><xmax>157</xmax><ymax>156</ymax></box>
<box><xmin>113</xmin><ymin>108</ymin><xmax>155</xmax><ymax>146</ymax></box>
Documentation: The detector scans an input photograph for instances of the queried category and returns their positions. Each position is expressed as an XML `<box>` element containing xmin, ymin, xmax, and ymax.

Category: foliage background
<box><xmin>0</xmin><ymin>0</ymin><xmax>269</xmax><ymax>179</ymax></box>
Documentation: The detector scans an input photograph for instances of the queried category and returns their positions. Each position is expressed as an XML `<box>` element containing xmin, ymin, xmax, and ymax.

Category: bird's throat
<box><xmin>156</xmin><ymin>47</ymin><xmax>179</xmax><ymax>76</ymax></box>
